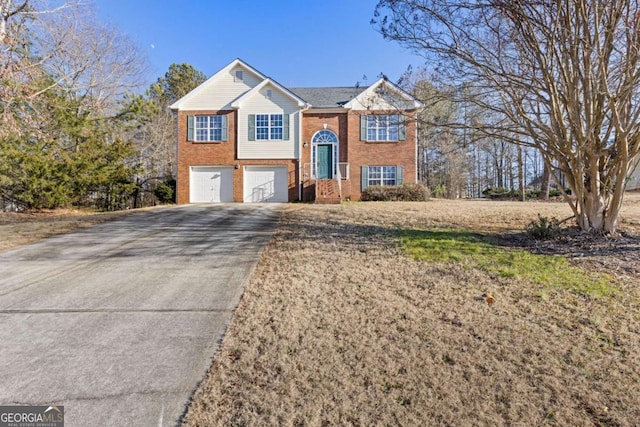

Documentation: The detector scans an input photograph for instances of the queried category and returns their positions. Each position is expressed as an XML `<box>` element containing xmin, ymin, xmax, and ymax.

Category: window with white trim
<box><xmin>367</xmin><ymin>115</ymin><xmax>399</xmax><ymax>141</ymax></box>
<box><xmin>195</xmin><ymin>115</ymin><xmax>223</xmax><ymax>142</ymax></box>
<box><xmin>360</xmin><ymin>114</ymin><xmax>407</xmax><ymax>142</ymax></box>
<box><xmin>256</xmin><ymin>114</ymin><xmax>283</xmax><ymax>140</ymax></box>
<box><xmin>368</xmin><ymin>166</ymin><xmax>397</xmax><ymax>186</ymax></box>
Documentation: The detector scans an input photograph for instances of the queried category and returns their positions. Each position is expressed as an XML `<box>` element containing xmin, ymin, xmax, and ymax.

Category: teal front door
<box><xmin>317</xmin><ymin>144</ymin><xmax>333</xmax><ymax>179</ymax></box>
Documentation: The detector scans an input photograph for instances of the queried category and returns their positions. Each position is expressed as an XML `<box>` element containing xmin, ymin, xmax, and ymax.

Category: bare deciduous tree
<box><xmin>1</xmin><ymin>0</ymin><xmax>145</xmax><ymax>138</ymax></box>
<box><xmin>34</xmin><ymin>6</ymin><xmax>146</xmax><ymax>113</ymax></box>
<box><xmin>375</xmin><ymin>0</ymin><xmax>640</xmax><ymax>233</ymax></box>
<box><xmin>0</xmin><ymin>0</ymin><xmax>148</xmax><ymax>209</ymax></box>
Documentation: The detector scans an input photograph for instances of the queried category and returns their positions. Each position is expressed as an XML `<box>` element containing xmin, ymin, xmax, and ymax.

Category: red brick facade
<box><xmin>176</xmin><ymin>110</ymin><xmax>297</xmax><ymax>204</ymax></box>
<box><xmin>176</xmin><ymin>109</ymin><xmax>417</xmax><ymax>203</ymax></box>
<box><xmin>345</xmin><ymin>110</ymin><xmax>417</xmax><ymax>201</ymax></box>
<box><xmin>172</xmin><ymin>58</ymin><xmax>422</xmax><ymax>204</ymax></box>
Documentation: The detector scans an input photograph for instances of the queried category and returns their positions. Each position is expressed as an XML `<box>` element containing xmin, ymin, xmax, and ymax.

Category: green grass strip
<box><xmin>401</xmin><ymin>229</ymin><xmax>615</xmax><ymax>298</ymax></box>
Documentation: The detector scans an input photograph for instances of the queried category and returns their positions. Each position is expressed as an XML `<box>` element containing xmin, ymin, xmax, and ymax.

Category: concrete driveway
<box><xmin>0</xmin><ymin>204</ymin><xmax>281</xmax><ymax>426</ymax></box>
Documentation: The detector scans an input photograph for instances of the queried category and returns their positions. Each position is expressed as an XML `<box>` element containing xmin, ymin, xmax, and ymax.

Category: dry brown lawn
<box><xmin>2</xmin><ymin>198</ymin><xmax>639</xmax><ymax>426</ymax></box>
<box><xmin>0</xmin><ymin>208</ymin><xmax>151</xmax><ymax>252</ymax></box>
<box><xmin>181</xmin><ymin>196</ymin><xmax>640</xmax><ymax>427</ymax></box>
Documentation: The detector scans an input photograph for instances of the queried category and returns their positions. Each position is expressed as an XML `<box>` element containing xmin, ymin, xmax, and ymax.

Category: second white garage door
<box><xmin>243</xmin><ymin>166</ymin><xmax>288</xmax><ymax>202</ymax></box>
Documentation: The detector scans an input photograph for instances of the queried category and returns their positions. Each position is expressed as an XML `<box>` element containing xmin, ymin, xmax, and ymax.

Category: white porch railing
<box><xmin>303</xmin><ymin>163</ymin><xmax>312</xmax><ymax>181</ymax></box>
<box><xmin>303</xmin><ymin>163</ymin><xmax>350</xmax><ymax>180</ymax></box>
<box><xmin>336</xmin><ymin>162</ymin><xmax>342</xmax><ymax>198</ymax></box>
<box><xmin>338</xmin><ymin>162</ymin><xmax>349</xmax><ymax>180</ymax></box>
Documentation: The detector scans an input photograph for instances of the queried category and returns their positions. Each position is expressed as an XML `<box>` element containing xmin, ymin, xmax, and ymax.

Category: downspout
<box><xmin>172</xmin><ymin>108</ymin><xmax>180</xmax><ymax>203</ymax></box>
<box><xmin>298</xmin><ymin>104</ymin><xmax>311</xmax><ymax>201</ymax></box>
<box><xmin>415</xmin><ymin>110</ymin><xmax>419</xmax><ymax>184</ymax></box>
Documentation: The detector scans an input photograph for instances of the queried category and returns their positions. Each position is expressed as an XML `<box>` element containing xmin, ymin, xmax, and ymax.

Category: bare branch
<box><xmin>375</xmin><ymin>0</ymin><xmax>640</xmax><ymax>232</ymax></box>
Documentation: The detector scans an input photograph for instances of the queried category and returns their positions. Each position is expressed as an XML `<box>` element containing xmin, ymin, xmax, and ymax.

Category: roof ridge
<box><xmin>289</xmin><ymin>86</ymin><xmax>360</xmax><ymax>89</ymax></box>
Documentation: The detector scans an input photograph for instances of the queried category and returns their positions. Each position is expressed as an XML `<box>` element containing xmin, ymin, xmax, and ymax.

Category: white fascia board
<box><xmin>230</xmin><ymin>78</ymin><xmax>310</xmax><ymax>109</ymax></box>
<box><xmin>169</xmin><ymin>58</ymin><xmax>267</xmax><ymax>111</ymax></box>
<box><xmin>305</xmin><ymin>107</ymin><xmax>349</xmax><ymax>114</ymax></box>
<box><xmin>343</xmin><ymin>78</ymin><xmax>424</xmax><ymax>109</ymax></box>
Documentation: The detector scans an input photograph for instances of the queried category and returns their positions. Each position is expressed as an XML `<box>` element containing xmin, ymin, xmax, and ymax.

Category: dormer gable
<box><xmin>231</xmin><ymin>78</ymin><xmax>309</xmax><ymax>109</ymax></box>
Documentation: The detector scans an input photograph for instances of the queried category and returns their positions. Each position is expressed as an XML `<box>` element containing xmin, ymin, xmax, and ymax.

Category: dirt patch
<box><xmin>181</xmin><ymin>198</ymin><xmax>640</xmax><ymax>426</ymax></box>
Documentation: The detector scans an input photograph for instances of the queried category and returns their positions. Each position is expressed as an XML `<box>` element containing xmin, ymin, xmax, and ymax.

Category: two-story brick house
<box><xmin>170</xmin><ymin>59</ymin><xmax>422</xmax><ymax>203</ymax></box>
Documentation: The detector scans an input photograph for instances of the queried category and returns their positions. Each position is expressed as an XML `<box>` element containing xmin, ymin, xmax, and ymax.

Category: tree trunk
<box><xmin>581</xmin><ymin>192</ymin><xmax>607</xmax><ymax>231</ymax></box>
<box><xmin>540</xmin><ymin>162</ymin><xmax>550</xmax><ymax>199</ymax></box>
<box><xmin>567</xmin><ymin>162</ymin><xmax>628</xmax><ymax>234</ymax></box>
<box><xmin>517</xmin><ymin>145</ymin><xmax>525</xmax><ymax>201</ymax></box>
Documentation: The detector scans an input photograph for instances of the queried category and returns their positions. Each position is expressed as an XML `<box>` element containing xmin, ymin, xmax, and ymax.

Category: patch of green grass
<box><xmin>401</xmin><ymin>229</ymin><xmax>616</xmax><ymax>298</ymax></box>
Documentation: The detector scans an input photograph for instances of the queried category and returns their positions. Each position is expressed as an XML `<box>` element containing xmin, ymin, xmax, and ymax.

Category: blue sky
<box><xmin>94</xmin><ymin>0</ymin><xmax>426</xmax><ymax>89</ymax></box>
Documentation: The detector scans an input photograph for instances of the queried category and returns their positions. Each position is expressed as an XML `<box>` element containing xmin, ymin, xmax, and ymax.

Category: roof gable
<box><xmin>231</xmin><ymin>78</ymin><xmax>309</xmax><ymax>109</ymax></box>
<box><xmin>169</xmin><ymin>58</ymin><xmax>267</xmax><ymax>110</ymax></box>
<box><xmin>343</xmin><ymin>78</ymin><xmax>424</xmax><ymax>110</ymax></box>
<box><xmin>170</xmin><ymin>59</ymin><xmax>423</xmax><ymax>112</ymax></box>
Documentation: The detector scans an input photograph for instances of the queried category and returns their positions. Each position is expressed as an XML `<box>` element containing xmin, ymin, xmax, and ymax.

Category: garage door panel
<box><xmin>243</xmin><ymin>166</ymin><xmax>288</xmax><ymax>203</ymax></box>
<box><xmin>190</xmin><ymin>167</ymin><xmax>234</xmax><ymax>203</ymax></box>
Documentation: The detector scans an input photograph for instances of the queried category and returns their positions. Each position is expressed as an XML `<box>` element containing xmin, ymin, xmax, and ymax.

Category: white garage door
<box><xmin>243</xmin><ymin>166</ymin><xmax>288</xmax><ymax>202</ymax></box>
<box><xmin>190</xmin><ymin>166</ymin><xmax>234</xmax><ymax>203</ymax></box>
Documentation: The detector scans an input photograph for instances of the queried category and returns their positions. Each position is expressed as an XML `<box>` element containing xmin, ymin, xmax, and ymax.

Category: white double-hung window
<box><xmin>368</xmin><ymin>166</ymin><xmax>398</xmax><ymax>186</ymax></box>
<box><xmin>196</xmin><ymin>116</ymin><xmax>223</xmax><ymax>141</ymax></box>
<box><xmin>360</xmin><ymin>114</ymin><xmax>406</xmax><ymax>142</ymax></box>
<box><xmin>361</xmin><ymin>165</ymin><xmax>404</xmax><ymax>190</ymax></box>
<box><xmin>249</xmin><ymin>114</ymin><xmax>289</xmax><ymax>141</ymax></box>
<box><xmin>255</xmin><ymin>114</ymin><xmax>283</xmax><ymax>140</ymax></box>
<box><xmin>186</xmin><ymin>115</ymin><xmax>228</xmax><ymax>142</ymax></box>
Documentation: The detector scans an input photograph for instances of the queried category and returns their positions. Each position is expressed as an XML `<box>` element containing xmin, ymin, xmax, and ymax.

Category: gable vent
<box><xmin>234</xmin><ymin>70</ymin><xmax>243</xmax><ymax>82</ymax></box>
<box><xmin>266</xmin><ymin>89</ymin><xmax>273</xmax><ymax>99</ymax></box>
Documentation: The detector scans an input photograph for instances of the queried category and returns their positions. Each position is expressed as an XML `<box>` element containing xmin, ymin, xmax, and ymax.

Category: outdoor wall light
<box><xmin>234</xmin><ymin>162</ymin><xmax>240</xmax><ymax>169</ymax></box>
<box><xmin>303</xmin><ymin>141</ymin><xmax>308</xmax><ymax>148</ymax></box>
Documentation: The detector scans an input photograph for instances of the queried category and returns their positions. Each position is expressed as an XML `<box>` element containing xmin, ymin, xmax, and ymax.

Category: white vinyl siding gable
<box><xmin>178</xmin><ymin>66</ymin><xmax>263</xmax><ymax>111</ymax></box>
<box><xmin>346</xmin><ymin>79</ymin><xmax>421</xmax><ymax>111</ymax></box>
<box><xmin>350</xmin><ymin>91</ymin><xmax>416</xmax><ymax>111</ymax></box>
<box><xmin>237</xmin><ymin>85</ymin><xmax>299</xmax><ymax>159</ymax></box>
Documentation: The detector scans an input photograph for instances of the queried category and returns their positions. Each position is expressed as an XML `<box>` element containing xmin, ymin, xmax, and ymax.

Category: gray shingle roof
<box><xmin>288</xmin><ymin>87</ymin><xmax>363</xmax><ymax>108</ymax></box>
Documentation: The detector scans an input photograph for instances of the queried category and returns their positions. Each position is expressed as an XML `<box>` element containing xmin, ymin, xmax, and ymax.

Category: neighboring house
<box><xmin>170</xmin><ymin>58</ymin><xmax>423</xmax><ymax>203</ymax></box>
<box><xmin>627</xmin><ymin>159</ymin><xmax>640</xmax><ymax>191</ymax></box>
